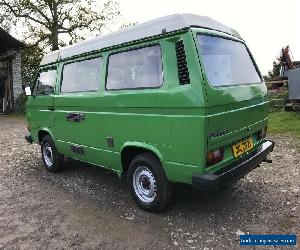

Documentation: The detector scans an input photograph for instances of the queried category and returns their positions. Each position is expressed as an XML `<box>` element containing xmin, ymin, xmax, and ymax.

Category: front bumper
<box><xmin>192</xmin><ymin>140</ymin><xmax>275</xmax><ymax>192</ymax></box>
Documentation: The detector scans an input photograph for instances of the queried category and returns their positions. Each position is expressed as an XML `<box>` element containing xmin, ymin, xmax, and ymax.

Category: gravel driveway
<box><xmin>0</xmin><ymin>115</ymin><xmax>299</xmax><ymax>249</ymax></box>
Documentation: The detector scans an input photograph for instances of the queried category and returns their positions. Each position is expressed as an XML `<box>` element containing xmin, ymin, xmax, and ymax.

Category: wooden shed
<box><xmin>0</xmin><ymin>28</ymin><xmax>24</xmax><ymax>113</ymax></box>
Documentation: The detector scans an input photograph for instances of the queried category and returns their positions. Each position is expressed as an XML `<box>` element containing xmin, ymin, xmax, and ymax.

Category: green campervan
<box><xmin>25</xmin><ymin>14</ymin><xmax>274</xmax><ymax>212</ymax></box>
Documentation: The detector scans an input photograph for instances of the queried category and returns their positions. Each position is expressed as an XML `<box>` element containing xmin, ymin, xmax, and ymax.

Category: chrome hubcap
<box><xmin>133</xmin><ymin>166</ymin><xmax>157</xmax><ymax>203</ymax></box>
<box><xmin>43</xmin><ymin>143</ymin><xmax>53</xmax><ymax>167</ymax></box>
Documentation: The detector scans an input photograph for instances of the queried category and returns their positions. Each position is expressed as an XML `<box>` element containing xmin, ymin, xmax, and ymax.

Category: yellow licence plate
<box><xmin>232</xmin><ymin>137</ymin><xmax>254</xmax><ymax>157</ymax></box>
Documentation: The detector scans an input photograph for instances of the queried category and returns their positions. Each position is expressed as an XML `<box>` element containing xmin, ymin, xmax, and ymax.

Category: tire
<box><xmin>41</xmin><ymin>135</ymin><xmax>64</xmax><ymax>173</ymax></box>
<box><xmin>127</xmin><ymin>153</ymin><xmax>172</xmax><ymax>212</ymax></box>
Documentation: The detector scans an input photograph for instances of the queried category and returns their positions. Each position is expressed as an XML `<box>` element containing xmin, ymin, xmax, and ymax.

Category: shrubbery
<box><xmin>15</xmin><ymin>93</ymin><xmax>27</xmax><ymax>113</ymax></box>
<box><xmin>267</xmin><ymin>89</ymin><xmax>288</xmax><ymax>112</ymax></box>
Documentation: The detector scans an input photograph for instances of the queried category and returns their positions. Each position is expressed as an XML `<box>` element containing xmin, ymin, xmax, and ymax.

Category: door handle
<box><xmin>66</xmin><ymin>112</ymin><xmax>85</xmax><ymax>122</ymax></box>
<box><xmin>48</xmin><ymin>106</ymin><xmax>55</xmax><ymax>111</ymax></box>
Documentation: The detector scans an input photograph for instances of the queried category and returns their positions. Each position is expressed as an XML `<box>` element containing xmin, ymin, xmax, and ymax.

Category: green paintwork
<box><xmin>26</xmin><ymin>28</ymin><xmax>269</xmax><ymax>185</ymax></box>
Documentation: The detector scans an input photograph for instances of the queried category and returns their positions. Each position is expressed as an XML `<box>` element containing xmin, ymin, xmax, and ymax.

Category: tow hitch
<box><xmin>262</xmin><ymin>158</ymin><xmax>272</xmax><ymax>163</ymax></box>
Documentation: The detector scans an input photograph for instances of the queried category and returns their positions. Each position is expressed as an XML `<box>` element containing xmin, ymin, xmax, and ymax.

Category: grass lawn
<box><xmin>268</xmin><ymin>111</ymin><xmax>300</xmax><ymax>136</ymax></box>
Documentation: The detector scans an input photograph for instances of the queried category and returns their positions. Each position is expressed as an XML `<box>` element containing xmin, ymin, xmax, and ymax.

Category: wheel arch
<box><xmin>120</xmin><ymin>142</ymin><xmax>164</xmax><ymax>174</ymax></box>
<box><xmin>37</xmin><ymin>128</ymin><xmax>55</xmax><ymax>144</ymax></box>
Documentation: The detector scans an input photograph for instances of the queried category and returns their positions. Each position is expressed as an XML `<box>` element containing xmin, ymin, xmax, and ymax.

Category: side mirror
<box><xmin>25</xmin><ymin>86</ymin><xmax>32</xmax><ymax>96</ymax></box>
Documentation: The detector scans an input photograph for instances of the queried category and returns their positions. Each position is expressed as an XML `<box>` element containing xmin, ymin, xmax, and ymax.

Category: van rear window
<box><xmin>197</xmin><ymin>35</ymin><xmax>261</xmax><ymax>87</ymax></box>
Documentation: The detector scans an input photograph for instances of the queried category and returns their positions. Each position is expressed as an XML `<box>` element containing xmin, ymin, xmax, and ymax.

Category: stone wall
<box><xmin>12</xmin><ymin>50</ymin><xmax>22</xmax><ymax>99</ymax></box>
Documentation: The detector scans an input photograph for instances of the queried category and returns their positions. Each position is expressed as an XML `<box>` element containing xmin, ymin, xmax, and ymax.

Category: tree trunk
<box><xmin>51</xmin><ymin>2</ymin><xmax>59</xmax><ymax>51</ymax></box>
<box><xmin>51</xmin><ymin>30</ymin><xmax>59</xmax><ymax>51</ymax></box>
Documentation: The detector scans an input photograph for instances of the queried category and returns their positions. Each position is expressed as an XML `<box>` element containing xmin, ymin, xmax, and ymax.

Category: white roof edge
<box><xmin>40</xmin><ymin>50</ymin><xmax>60</xmax><ymax>66</ymax></box>
<box><xmin>40</xmin><ymin>13</ymin><xmax>241</xmax><ymax>66</ymax></box>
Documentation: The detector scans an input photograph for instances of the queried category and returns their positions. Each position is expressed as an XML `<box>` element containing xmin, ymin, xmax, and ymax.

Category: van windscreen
<box><xmin>197</xmin><ymin>35</ymin><xmax>261</xmax><ymax>87</ymax></box>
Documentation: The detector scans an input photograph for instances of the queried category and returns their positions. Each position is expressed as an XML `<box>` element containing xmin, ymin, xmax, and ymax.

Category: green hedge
<box><xmin>267</xmin><ymin>90</ymin><xmax>288</xmax><ymax>112</ymax></box>
<box><xmin>15</xmin><ymin>94</ymin><xmax>28</xmax><ymax>113</ymax></box>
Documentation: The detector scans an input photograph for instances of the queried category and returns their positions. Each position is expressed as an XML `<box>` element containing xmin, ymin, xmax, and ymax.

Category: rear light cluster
<box><xmin>206</xmin><ymin>147</ymin><xmax>224</xmax><ymax>167</ymax></box>
<box><xmin>257</xmin><ymin>126</ymin><xmax>267</xmax><ymax>140</ymax></box>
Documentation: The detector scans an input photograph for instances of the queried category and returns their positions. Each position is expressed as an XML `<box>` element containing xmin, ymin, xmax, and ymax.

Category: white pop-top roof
<box><xmin>40</xmin><ymin>13</ymin><xmax>241</xmax><ymax>65</ymax></box>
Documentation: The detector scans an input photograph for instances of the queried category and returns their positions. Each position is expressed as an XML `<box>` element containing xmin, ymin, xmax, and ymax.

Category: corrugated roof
<box><xmin>40</xmin><ymin>13</ymin><xmax>241</xmax><ymax>65</ymax></box>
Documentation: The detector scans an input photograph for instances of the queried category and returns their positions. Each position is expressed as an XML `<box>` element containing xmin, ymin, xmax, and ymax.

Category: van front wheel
<box><xmin>41</xmin><ymin>135</ymin><xmax>64</xmax><ymax>173</ymax></box>
<box><xmin>127</xmin><ymin>153</ymin><xmax>172</xmax><ymax>212</ymax></box>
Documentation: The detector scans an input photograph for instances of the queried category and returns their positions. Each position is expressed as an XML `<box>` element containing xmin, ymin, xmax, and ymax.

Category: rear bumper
<box><xmin>25</xmin><ymin>134</ymin><xmax>33</xmax><ymax>144</ymax></box>
<box><xmin>192</xmin><ymin>140</ymin><xmax>275</xmax><ymax>192</ymax></box>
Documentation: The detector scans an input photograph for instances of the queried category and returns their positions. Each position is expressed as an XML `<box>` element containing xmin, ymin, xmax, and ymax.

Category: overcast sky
<box><xmin>118</xmin><ymin>0</ymin><xmax>300</xmax><ymax>75</ymax></box>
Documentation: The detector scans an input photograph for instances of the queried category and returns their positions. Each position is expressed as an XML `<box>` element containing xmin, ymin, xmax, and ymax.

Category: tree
<box><xmin>0</xmin><ymin>0</ymin><xmax>121</xmax><ymax>51</ymax></box>
<box><xmin>0</xmin><ymin>0</ymin><xmax>121</xmax><ymax>86</ymax></box>
<box><xmin>21</xmin><ymin>45</ymin><xmax>44</xmax><ymax>85</ymax></box>
<box><xmin>264</xmin><ymin>59</ymin><xmax>281</xmax><ymax>82</ymax></box>
<box><xmin>263</xmin><ymin>48</ymin><xmax>287</xmax><ymax>82</ymax></box>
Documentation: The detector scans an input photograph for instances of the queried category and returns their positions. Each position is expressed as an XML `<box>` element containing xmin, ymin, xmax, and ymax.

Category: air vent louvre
<box><xmin>175</xmin><ymin>40</ymin><xmax>190</xmax><ymax>85</ymax></box>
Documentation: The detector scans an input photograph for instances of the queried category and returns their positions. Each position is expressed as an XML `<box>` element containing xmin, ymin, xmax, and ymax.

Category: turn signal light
<box><xmin>206</xmin><ymin>147</ymin><xmax>224</xmax><ymax>167</ymax></box>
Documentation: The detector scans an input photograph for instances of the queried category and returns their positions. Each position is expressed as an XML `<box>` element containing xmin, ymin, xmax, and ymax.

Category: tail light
<box><xmin>206</xmin><ymin>147</ymin><xmax>224</xmax><ymax>167</ymax></box>
<box><xmin>257</xmin><ymin>126</ymin><xmax>267</xmax><ymax>140</ymax></box>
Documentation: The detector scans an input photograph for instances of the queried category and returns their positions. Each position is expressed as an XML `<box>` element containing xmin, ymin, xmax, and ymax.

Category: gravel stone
<box><xmin>0</xmin><ymin>115</ymin><xmax>299</xmax><ymax>249</ymax></box>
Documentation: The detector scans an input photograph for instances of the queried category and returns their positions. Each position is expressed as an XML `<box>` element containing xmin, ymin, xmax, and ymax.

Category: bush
<box><xmin>267</xmin><ymin>89</ymin><xmax>288</xmax><ymax>112</ymax></box>
<box><xmin>15</xmin><ymin>94</ymin><xmax>27</xmax><ymax>113</ymax></box>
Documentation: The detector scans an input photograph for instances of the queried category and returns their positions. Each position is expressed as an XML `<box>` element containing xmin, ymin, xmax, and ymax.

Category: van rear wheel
<box><xmin>41</xmin><ymin>135</ymin><xmax>64</xmax><ymax>173</ymax></box>
<box><xmin>127</xmin><ymin>153</ymin><xmax>172</xmax><ymax>212</ymax></box>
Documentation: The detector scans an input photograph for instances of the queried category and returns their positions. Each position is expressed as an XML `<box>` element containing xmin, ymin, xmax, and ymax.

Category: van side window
<box><xmin>34</xmin><ymin>69</ymin><xmax>56</xmax><ymax>95</ymax></box>
<box><xmin>61</xmin><ymin>57</ymin><xmax>102</xmax><ymax>93</ymax></box>
<box><xmin>106</xmin><ymin>45</ymin><xmax>163</xmax><ymax>90</ymax></box>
